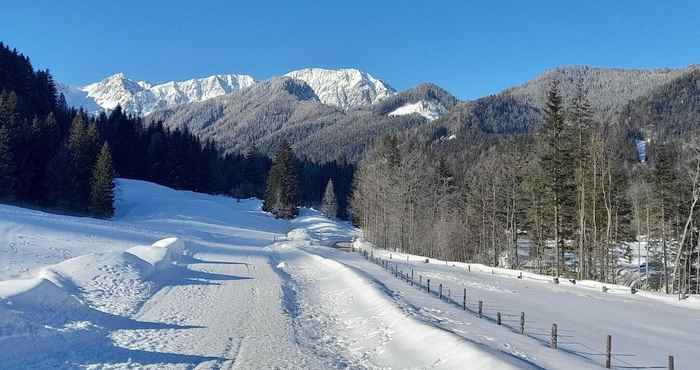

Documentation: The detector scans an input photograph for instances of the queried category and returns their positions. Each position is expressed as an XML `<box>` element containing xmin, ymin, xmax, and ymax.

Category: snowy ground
<box><xmin>1</xmin><ymin>179</ymin><xmax>698</xmax><ymax>369</ymax></box>
<box><xmin>351</xmin><ymin>243</ymin><xmax>700</xmax><ymax>370</ymax></box>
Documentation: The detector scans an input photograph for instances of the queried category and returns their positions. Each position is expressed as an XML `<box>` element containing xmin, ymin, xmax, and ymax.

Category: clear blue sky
<box><xmin>6</xmin><ymin>1</ymin><xmax>700</xmax><ymax>99</ymax></box>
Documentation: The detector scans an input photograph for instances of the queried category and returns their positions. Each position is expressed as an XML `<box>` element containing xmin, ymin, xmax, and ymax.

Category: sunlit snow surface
<box><xmin>1</xmin><ymin>179</ymin><xmax>697</xmax><ymax>369</ymax></box>
<box><xmin>388</xmin><ymin>99</ymin><xmax>447</xmax><ymax>121</ymax></box>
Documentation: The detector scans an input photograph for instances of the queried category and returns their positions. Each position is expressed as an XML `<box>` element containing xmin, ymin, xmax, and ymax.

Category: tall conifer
<box><xmin>89</xmin><ymin>143</ymin><xmax>115</xmax><ymax>217</ymax></box>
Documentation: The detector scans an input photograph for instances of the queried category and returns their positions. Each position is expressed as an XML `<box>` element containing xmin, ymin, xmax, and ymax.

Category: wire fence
<box><xmin>357</xmin><ymin>248</ymin><xmax>677</xmax><ymax>370</ymax></box>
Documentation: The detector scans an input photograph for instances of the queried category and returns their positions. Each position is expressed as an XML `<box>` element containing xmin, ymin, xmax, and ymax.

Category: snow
<box><xmin>1</xmin><ymin>180</ymin><xmax>697</xmax><ymax>369</ymax></box>
<box><xmin>388</xmin><ymin>99</ymin><xmax>447</xmax><ymax>121</ymax></box>
<box><xmin>285</xmin><ymin>68</ymin><xmax>396</xmax><ymax>109</ymax></box>
<box><xmin>60</xmin><ymin>67</ymin><xmax>396</xmax><ymax>115</ymax></box>
<box><xmin>353</xmin><ymin>239</ymin><xmax>700</xmax><ymax>370</ymax></box>
<box><xmin>60</xmin><ymin>73</ymin><xmax>256</xmax><ymax>115</ymax></box>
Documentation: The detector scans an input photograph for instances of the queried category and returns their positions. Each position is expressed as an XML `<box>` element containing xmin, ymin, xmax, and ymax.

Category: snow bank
<box><xmin>0</xmin><ymin>237</ymin><xmax>187</xmax><ymax>367</ymax></box>
<box><xmin>0</xmin><ymin>237</ymin><xmax>186</xmax><ymax>322</ymax></box>
<box><xmin>126</xmin><ymin>237</ymin><xmax>186</xmax><ymax>273</ymax></box>
<box><xmin>0</xmin><ymin>271</ymin><xmax>82</xmax><ymax>313</ymax></box>
<box><xmin>354</xmin><ymin>238</ymin><xmax>700</xmax><ymax>309</ymax></box>
<box><xmin>287</xmin><ymin>228</ymin><xmax>312</xmax><ymax>241</ymax></box>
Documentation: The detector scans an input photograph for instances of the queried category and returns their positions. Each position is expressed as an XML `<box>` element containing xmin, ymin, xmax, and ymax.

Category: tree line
<box><xmin>0</xmin><ymin>42</ymin><xmax>352</xmax><ymax>220</ymax></box>
<box><xmin>352</xmin><ymin>79</ymin><xmax>700</xmax><ymax>296</ymax></box>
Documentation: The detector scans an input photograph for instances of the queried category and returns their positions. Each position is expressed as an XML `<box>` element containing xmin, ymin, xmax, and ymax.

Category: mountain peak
<box><xmin>62</xmin><ymin>73</ymin><xmax>256</xmax><ymax>115</ymax></box>
<box><xmin>284</xmin><ymin>68</ymin><xmax>395</xmax><ymax>109</ymax></box>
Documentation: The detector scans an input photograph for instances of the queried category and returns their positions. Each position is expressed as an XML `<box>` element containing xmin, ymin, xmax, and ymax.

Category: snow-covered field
<box><xmin>1</xmin><ymin>179</ymin><xmax>698</xmax><ymax>369</ymax></box>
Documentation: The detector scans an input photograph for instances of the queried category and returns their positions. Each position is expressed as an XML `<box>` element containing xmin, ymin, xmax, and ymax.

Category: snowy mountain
<box><xmin>388</xmin><ymin>99</ymin><xmax>447</xmax><ymax>121</ymax></box>
<box><xmin>60</xmin><ymin>73</ymin><xmax>256</xmax><ymax>115</ymax></box>
<box><xmin>60</xmin><ymin>68</ymin><xmax>395</xmax><ymax>115</ymax></box>
<box><xmin>284</xmin><ymin>68</ymin><xmax>395</xmax><ymax>109</ymax></box>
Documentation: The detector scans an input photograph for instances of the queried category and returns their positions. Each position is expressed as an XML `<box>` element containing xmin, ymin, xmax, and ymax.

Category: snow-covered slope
<box><xmin>388</xmin><ymin>99</ymin><xmax>447</xmax><ymax>121</ymax></box>
<box><xmin>61</xmin><ymin>67</ymin><xmax>395</xmax><ymax>115</ymax></box>
<box><xmin>61</xmin><ymin>73</ymin><xmax>256</xmax><ymax>115</ymax></box>
<box><xmin>2</xmin><ymin>180</ymin><xmax>698</xmax><ymax>369</ymax></box>
<box><xmin>284</xmin><ymin>68</ymin><xmax>395</xmax><ymax>109</ymax></box>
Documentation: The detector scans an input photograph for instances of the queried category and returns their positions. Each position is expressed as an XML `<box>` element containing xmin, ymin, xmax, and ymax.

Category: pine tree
<box><xmin>653</xmin><ymin>143</ymin><xmax>679</xmax><ymax>293</ymax></box>
<box><xmin>264</xmin><ymin>141</ymin><xmax>299</xmax><ymax>219</ymax></box>
<box><xmin>321</xmin><ymin>179</ymin><xmax>338</xmax><ymax>218</ymax></box>
<box><xmin>89</xmin><ymin>143</ymin><xmax>115</xmax><ymax>218</ymax></box>
<box><xmin>0</xmin><ymin>124</ymin><xmax>16</xmax><ymax>199</ymax></box>
<box><xmin>540</xmin><ymin>79</ymin><xmax>577</xmax><ymax>278</ymax></box>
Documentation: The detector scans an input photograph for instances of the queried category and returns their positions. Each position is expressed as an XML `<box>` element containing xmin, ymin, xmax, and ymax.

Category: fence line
<box><xmin>357</xmin><ymin>248</ymin><xmax>676</xmax><ymax>370</ymax></box>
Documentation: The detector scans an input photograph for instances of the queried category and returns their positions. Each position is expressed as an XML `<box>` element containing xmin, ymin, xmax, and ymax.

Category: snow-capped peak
<box><xmin>388</xmin><ymin>100</ymin><xmax>447</xmax><ymax>121</ymax></box>
<box><xmin>284</xmin><ymin>68</ymin><xmax>395</xmax><ymax>109</ymax></box>
<box><xmin>62</xmin><ymin>73</ymin><xmax>257</xmax><ymax>115</ymax></box>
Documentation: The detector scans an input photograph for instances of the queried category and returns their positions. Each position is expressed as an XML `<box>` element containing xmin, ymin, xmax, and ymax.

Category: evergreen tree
<box><xmin>0</xmin><ymin>124</ymin><xmax>16</xmax><ymax>199</ymax></box>
<box><xmin>89</xmin><ymin>143</ymin><xmax>115</xmax><ymax>217</ymax></box>
<box><xmin>653</xmin><ymin>142</ymin><xmax>679</xmax><ymax>293</ymax></box>
<box><xmin>264</xmin><ymin>141</ymin><xmax>299</xmax><ymax>219</ymax></box>
<box><xmin>321</xmin><ymin>179</ymin><xmax>338</xmax><ymax>218</ymax></box>
<box><xmin>539</xmin><ymin>79</ymin><xmax>577</xmax><ymax>278</ymax></box>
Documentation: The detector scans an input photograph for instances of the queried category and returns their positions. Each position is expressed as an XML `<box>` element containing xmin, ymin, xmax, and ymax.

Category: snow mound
<box><xmin>287</xmin><ymin>229</ymin><xmax>312</xmax><ymax>241</ymax></box>
<box><xmin>388</xmin><ymin>99</ymin><xmax>447</xmax><ymax>121</ymax></box>
<box><xmin>127</xmin><ymin>237</ymin><xmax>186</xmax><ymax>273</ymax></box>
<box><xmin>0</xmin><ymin>272</ymin><xmax>82</xmax><ymax>313</ymax></box>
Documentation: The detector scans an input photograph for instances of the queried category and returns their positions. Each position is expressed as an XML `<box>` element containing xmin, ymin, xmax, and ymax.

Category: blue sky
<box><xmin>6</xmin><ymin>1</ymin><xmax>700</xmax><ymax>99</ymax></box>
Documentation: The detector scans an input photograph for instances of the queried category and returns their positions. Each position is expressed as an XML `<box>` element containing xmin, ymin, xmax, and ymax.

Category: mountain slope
<box><xmin>60</xmin><ymin>73</ymin><xmax>256</xmax><ymax>115</ymax></box>
<box><xmin>148</xmin><ymin>79</ymin><xmax>454</xmax><ymax>163</ymax></box>
<box><xmin>620</xmin><ymin>68</ymin><xmax>700</xmax><ymax>139</ymax></box>
<box><xmin>60</xmin><ymin>67</ymin><xmax>395</xmax><ymax>115</ymax></box>
<box><xmin>284</xmin><ymin>68</ymin><xmax>395</xmax><ymax>109</ymax></box>
<box><xmin>504</xmin><ymin>65</ymin><xmax>690</xmax><ymax>122</ymax></box>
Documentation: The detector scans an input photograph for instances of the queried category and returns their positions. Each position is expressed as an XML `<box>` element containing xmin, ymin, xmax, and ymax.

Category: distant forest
<box><xmin>0</xmin><ymin>42</ymin><xmax>352</xmax><ymax>218</ymax></box>
<box><xmin>352</xmin><ymin>78</ymin><xmax>700</xmax><ymax>296</ymax></box>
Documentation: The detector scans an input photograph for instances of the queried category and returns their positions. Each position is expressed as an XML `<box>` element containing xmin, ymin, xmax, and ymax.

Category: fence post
<box><xmin>439</xmin><ymin>284</ymin><xmax>443</xmax><ymax>299</ymax></box>
<box><xmin>551</xmin><ymin>324</ymin><xmax>558</xmax><ymax>349</ymax></box>
<box><xmin>427</xmin><ymin>279</ymin><xmax>431</xmax><ymax>293</ymax></box>
<box><xmin>668</xmin><ymin>355</ymin><xmax>674</xmax><ymax>370</ymax></box>
<box><xmin>463</xmin><ymin>288</ymin><xmax>467</xmax><ymax>310</ymax></box>
<box><xmin>497</xmin><ymin>312</ymin><xmax>501</xmax><ymax>325</ymax></box>
<box><xmin>478</xmin><ymin>301</ymin><xmax>483</xmax><ymax>318</ymax></box>
<box><xmin>411</xmin><ymin>269</ymin><xmax>414</xmax><ymax>286</ymax></box>
<box><xmin>605</xmin><ymin>335</ymin><xmax>612</xmax><ymax>368</ymax></box>
<box><xmin>520</xmin><ymin>312</ymin><xmax>525</xmax><ymax>334</ymax></box>
<box><xmin>420</xmin><ymin>275</ymin><xmax>422</xmax><ymax>286</ymax></box>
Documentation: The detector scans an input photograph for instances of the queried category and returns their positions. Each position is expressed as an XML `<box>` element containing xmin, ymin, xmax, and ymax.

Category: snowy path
<box><xmin>107</xmin><ymin>242</ymin><xmax>328</xmax><ymax>369</ymax></box>
<box><xmin>271</xmin><ymin>237</ymin><xmax>533</xmax><ymax>370</ymax></box>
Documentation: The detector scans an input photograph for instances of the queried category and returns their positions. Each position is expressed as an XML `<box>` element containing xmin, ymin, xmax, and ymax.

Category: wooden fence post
<box><xmin>411</xmin><ymin>269</ymin><xmax>414</xmax><ymax>286</ymax></box>
<box><xmin>668</xmin><ymin>355</ymin><xmax>674</xmax><ymax>370</ymax></box>
<box><xmin>551</xmin><ymin>324</ymin><xmax>558</xmax><ymax>349</ymax></box>
<box><xmin>439</xmin><ymin>284</ymin><xmax>443</xmax><ymax>299</ymax></box>
<box><xmin>497</xmin><ymin>312</ymin><xmax>501</xmax><ymax>325</ymax></box>
<box><xmin>520</xmin><ymin>312</ymin><xmax>525</xmax><ymax>334</ymax></box>
<box><xmin>419</xmin><ymin>275</ymin><xmax>422</xmax><ymax>286</ymax></box>
<box><xmin>478</xmin><ymin>301</ymin><xmax>483</xmax><ymax>318</ymax></box>
<box><xmin>427</xmin><ymin>279</ymin><xmax>431</xmax><ymax>293</ymax></box>
<box><xmin>463</xmin><ymin>288</ymin><xmax>467</xmax><ymax>310</ymax></box>
<box><xmin>605</xmin><ymin>335</ymin><xmax>612</xmax><ymax>368</ymax></box>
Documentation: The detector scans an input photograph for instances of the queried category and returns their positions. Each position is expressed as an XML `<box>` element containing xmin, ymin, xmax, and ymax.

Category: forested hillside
<box><xmin>352</xmin><ymin>75</ymin><xmax>700</xmax><ymax>297</ymax></box>
<box><xmin>148</xmin><ymin>79</ymin><xmax>457</xmax><ymax>163</ymax></box>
